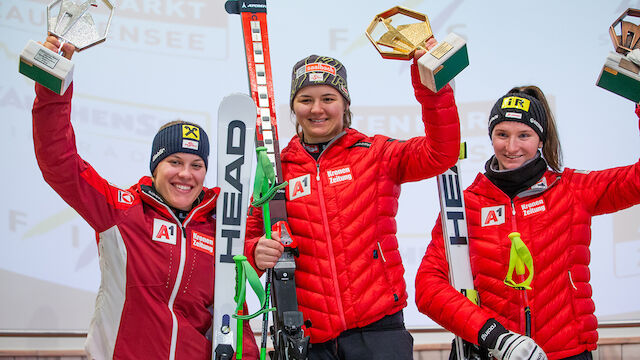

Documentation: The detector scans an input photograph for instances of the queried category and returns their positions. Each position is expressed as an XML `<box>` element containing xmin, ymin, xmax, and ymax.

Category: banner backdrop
<box><xmin>2</xmin><ymin>0</ymin><xmax>640</xmax><ymax>330</ymax></box>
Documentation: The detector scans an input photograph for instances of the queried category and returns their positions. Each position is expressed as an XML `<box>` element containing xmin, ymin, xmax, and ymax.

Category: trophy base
<box><xmin>417</xmin><ymin>32</ymin><xmax>468</xmax><ymax>92</ymax></box>
<box><xmin>19</xmin><ymin>40</ymin><xmax>74</xmax><ymax>95</ymax></box>
<box><xmin>596</xmin><ymin>52</ymin><xmax>640</xmax><ymax>102</ymax></box>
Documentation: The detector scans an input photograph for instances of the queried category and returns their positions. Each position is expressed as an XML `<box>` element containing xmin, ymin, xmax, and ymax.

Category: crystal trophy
<box><xmin>19</xmin><ymin>0</ymin><xmax>114</xmax><ymax>95</ymax></box>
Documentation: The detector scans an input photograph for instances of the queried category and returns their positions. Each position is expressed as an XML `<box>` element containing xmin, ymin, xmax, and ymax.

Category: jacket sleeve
<box><xmin>415</xmin><ymin>217</ymin><xmax>492</xmax><ymax>345</ymax></box>
<box><xmin>32</xmin><ymin>84</ymin><xmax>131</xmax><ymax>233</ymax></box>
<box><xmin>567</xmin><ymin>161</ymin><xmax>640</xmax><ymax>216</ymax></box>
<box><xmin>383</xmin><ymin>61</ymin><xmax>461</xmax><ymax>183</ymax></box>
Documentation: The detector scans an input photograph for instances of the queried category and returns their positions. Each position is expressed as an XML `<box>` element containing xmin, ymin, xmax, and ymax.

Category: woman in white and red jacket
<box><xmin>416</xmin><ymin>85</ymin><xmax>640</xmax><ymax>360</ymax></box>
<box><xmin>245</xmin><ymin>49</ymin><xmax>461</xmax><ymax>359</ymax></box>
<box><xmin>32</xmin><ymin>36</ymin><xmax>258</xmax><ymax>360</ymax></box>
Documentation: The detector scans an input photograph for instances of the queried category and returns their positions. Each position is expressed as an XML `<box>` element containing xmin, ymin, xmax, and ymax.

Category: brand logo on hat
<box><xmin>296</xmin><ymin>63</ymin><xmax>337</xmax><ymax>79</ymax></box>
<box><xmin>182</xmin><ymin>125</ymin><xmax>200</xmax><ymax>140</ymax></box>
<box><xmin>183</xmin><ymin>139</ymin><xmax>199</xmax><ymax>150</ymax></box>
<box><xmin>152</xmin><ymin>147</ymin><xmax>166</xmax><ymax>162</ymax></box>
<box><xmin>309</xmin><ymin>73</ymin><xmax>324</xmax><ymax>82</ymax></box>
<box><xmin>501</xmin><ymin>96</ymin><xmax>530</xmax><ymax>112</ymax></box>
<box><xmin>529</xmin><ymin>119</ymin><xmax>544</xmax><ymax>133</ymax></box>
<box><xmin>505</xmin><ymin>112</ymin><xmax>523</xmax><ymax>119</ymax></box>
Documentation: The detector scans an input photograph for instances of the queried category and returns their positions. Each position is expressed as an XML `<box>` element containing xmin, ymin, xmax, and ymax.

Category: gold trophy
<box><xmin>19</xmin><ymin>0</ymin><xmax>115</xmax><ymax>95</ymax></box>
<box><xmin>365</xmin><ymin>6</ymin><xmax>468</xmax><ymax>92</ymax></box>
<box><xmin>596</xmin><ymin>8</ymin><xmax>640</xmax><ymax>102</ymax></box>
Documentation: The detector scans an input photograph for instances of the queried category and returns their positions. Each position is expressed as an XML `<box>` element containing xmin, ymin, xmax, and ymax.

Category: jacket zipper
<box><xmin>143</xmin><ymin>192</ymin><xmax>216</xmax><ymax>360</ymax></box>
<box><xmin>510</xmin><ymin>199</ymin><xmax>530</xmax><ymax>338</ymax></box>
<box><xmin>316</xmin><ymin>162</ymin><xmax>348</xmax><ymax>331</ymax></box>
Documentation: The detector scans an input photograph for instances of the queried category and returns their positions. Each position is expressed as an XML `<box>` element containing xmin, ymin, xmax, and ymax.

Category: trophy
<box><xmin>365</xmin><ymin>6</ymin><xmax>468</xmax><ymax>92</ymax></box>
<box><xmin>596</xmin><ymin>8</ymin><xmax>640</xmax><ymax>102</ymax></box>
<box><xmin>19</xmin><ymin>0</ymin><xmax>114</xmax><ymax>95</ymax></box>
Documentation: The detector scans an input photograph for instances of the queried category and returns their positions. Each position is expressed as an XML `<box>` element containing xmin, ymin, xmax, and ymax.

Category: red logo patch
<box><xmin>326</xmin><ymin>166</ymin><xmax>353</xmax><ymax>186</ymax></box>
<box><xmin>118</xmin><ymin>190</ymin><xmax>134</xmax><ymax>205</ymax></box>
<box><xmin>521</xmin><ymin>199</ymin><xmax>546</xmax><ymax>217</ymax></box>
<box><xmin>191</xmin><ymin>230</ymin><xmax>214</xmax><ymax>255</ymax></box>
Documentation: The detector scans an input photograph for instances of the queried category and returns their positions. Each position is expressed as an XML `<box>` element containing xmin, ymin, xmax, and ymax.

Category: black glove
<box><xmin>477</xmin><ymin>319</ymin><xmax>547</xmax><ymax>360</ymax></box>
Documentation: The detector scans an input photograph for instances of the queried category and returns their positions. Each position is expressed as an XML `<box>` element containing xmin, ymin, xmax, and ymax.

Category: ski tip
<box><xmin>224</xmin><ymin>0</ymin><xmax>240</xmax><ymax>14</ymax></box>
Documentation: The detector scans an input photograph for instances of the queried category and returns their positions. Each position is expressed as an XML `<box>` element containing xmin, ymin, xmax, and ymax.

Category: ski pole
<box><xmin>251</xmin><ymin>146</ymin><xmax>288</xmax><ymax>360</ymax></box>
<box><xmin>232</xmin><ymin>254</ymin><xmax>274</xmax><ymax>359</ymax></box>
<box><xmin>504</xmin><ymin>232</ymin><xmax>534</xmax><ymax>337</ymax></box>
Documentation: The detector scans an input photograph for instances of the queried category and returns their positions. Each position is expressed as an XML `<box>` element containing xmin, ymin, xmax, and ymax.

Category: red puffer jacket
<box><xmin>245</xmin><ymin>63</ymin><xmax>461</xmax><ymax>343</ymax></box>
<box><xmin>416</xmin><ymin>163</ymin><xmax>640</xmax><ymax>359</ymax></box>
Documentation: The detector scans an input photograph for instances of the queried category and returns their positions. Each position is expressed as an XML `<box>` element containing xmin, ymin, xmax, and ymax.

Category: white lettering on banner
<box><xmin>118</xmin><ymin>0</ymin><xmax>210</xmax><ymax>22</ymax></box>
<box><xmin>481</xmin><ymin>205</ymin><xmax>505</xmax><ymax>226</ymax></box>
<box><xmin>327</xmin><ymin>167</ymin><xmax>353</xmax><ymax>185</ymax></box>
<box><xmin>521</xmin><ymin>199</ymin><xmax>546</xmax><ymax>217</ymax></box>
<box><xmin>288</xmin><ymin>174</ymin><xmax>311</xmax><ymax>201</ymax></box>
<box><xmin>152</xmin><ymin>219</ymin><xmax>177</xmax><ymax>245</ymax></box>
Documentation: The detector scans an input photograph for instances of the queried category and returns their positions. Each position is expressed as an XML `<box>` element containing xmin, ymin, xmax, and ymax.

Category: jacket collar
<box><xmin>134</xmin><ymin>176</ymin><xmax>220</xmax><ymax>223</ymax></box>
<box><xmin>469</xmin><ymin>170</ymin><xmax>561</xmax><ymax>201</ymax></box>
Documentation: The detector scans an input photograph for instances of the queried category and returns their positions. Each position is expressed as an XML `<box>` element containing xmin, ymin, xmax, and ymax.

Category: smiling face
<box><xmin>491</xmin><ymin>121</ymin><xmax>543</xmax><ymax>170</ymax></box>
<box><xmin>152</xmin><ymin>153</ymin><xmax>206</xmax><ymax>211</ymax></box>
<box><xmin>293</xmin><ymin>85</ymin><xmax>347</xmax><ymax>144</ymax></box>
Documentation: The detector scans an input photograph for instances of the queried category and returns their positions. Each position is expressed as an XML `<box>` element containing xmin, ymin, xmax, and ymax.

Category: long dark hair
<box><xmin>507</xmin><ymin>85</ymin><xmax>563</xmax><ymax>172</ymax></box>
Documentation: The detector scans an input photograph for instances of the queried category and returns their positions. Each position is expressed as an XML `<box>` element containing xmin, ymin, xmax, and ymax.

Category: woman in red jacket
<box><xmin>415</xmin><ymin>85</ymin><xmax>640</xmax><ymax>360</ymax></box>
<box><xmin>33</xmin><ymin>36</ymin><xmax>258</xmax><ymax>360</ymax></box>
<box><xmin>245</xmin><ymin>49</ymin><xmax>461</xmax><ymax>359</ymax></box>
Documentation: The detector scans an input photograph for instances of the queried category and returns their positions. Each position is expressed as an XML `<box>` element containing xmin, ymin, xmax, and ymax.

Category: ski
<box><xmin>225</xmin><ymin>0</ymin><xmax>309</xmax><ymax>359</ymax></box>
<box><xmin>213</xmin><ymin>93</ymin><xmax>257</xmax><ymax>360</ymax></box>
<box><xmin>436</xmin><ymin>144</ymin><xmax>483</xmax><ymax>360</ymax></box>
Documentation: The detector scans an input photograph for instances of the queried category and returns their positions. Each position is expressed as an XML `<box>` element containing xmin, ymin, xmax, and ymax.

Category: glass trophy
<box><xmin>19</xmin><ymin>0</ymin><xmax>114</xmax><ymax>95</ymax></box>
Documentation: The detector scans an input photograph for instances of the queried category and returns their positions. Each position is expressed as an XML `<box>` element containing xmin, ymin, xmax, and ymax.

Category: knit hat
<box><xmin>290</xmin><ymin>54</ymin><xmax>350</xmax><ymax>106</ymax></box>
<box><xmin>488</xmin><ymin>92</ymin><xmax>547</xmax><ymax>143</ymax></box>
<box><xmin>149</xmin><ymin>122</ymin><xmax>209</xmax><ymax>174</ymax></box>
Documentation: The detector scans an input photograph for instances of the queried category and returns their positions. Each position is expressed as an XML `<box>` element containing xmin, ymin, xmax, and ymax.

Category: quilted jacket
<box><xmin>245</xmin><ymin>63</ymin><xmax>461</xmax><ymax>343</ymax></box>
<box><xmin>416</xmin><ymin>163</ymin><xmax>640</xmax><ymax>359</ymax></box>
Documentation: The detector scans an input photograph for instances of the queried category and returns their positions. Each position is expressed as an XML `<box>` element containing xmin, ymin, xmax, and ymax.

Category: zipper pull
<box><xmin>316</xmin><ymin>164</ymin><xmax>320</xmax><ymax>181</ymax></box>
<box><xmin>511</xmin><ymin>201</ymin><xmax>516</xmax><ymax>216</ymax></box>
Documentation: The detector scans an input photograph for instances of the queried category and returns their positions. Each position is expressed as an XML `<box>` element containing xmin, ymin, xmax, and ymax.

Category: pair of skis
<box><xmin>214</xmin><ymin>0</ymin><xmax>309</xmax><ymax>359</ymax></box>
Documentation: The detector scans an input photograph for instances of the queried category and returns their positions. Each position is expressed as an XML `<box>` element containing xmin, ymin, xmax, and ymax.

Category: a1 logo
<box><xmin>481</xmin><ymin>205</ymin><xmax>505</xmax><ymax>227</ymax></box>
<box><xmin>152</xmin><ymin>218</ymin><xmax>177</xmax><ymax>245</ymax></box>
<box><xmin>288</xmin><ymin>174</ymin><xmax>311</xmax><ymax>201</ymax></box>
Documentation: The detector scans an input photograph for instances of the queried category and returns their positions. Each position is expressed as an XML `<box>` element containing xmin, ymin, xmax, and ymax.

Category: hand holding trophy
<box><xmin>19</xmin><ymin>0</ymin><xmax>114</xmax><ymax>95</ymax></box>
<box><xmin>596</xmin><ymin>8</ymin><xmax>640</xmax><ymax>102</ymax></box>
<box><xmin>365</xmin><ymin>6</ymin><xmax>468</xmax><ymax>92</ymax></box>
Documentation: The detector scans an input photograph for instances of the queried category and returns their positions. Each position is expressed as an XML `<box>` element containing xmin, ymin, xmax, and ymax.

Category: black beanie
<box><xmin>488</xmin><ymin>92</ymin><xmax>547</xmax><ymax>143</ymax></box>
<box><xmin>149</xmin><ymin>122</ymin><xmax>209</xmax><ymax>174</ymax></box>
<box><xmin>290</xmin><ymin>54</ymin><xmax>350</xmax><ymax>106</ymax></box>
